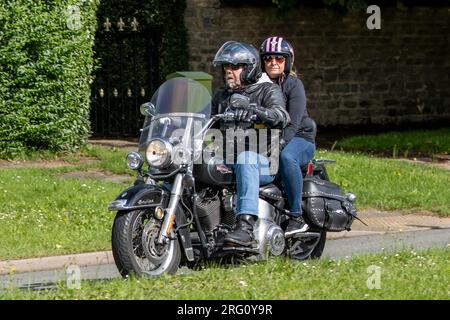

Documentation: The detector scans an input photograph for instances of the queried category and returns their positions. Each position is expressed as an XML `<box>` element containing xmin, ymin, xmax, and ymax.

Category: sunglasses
<box><xmin>263</xmin><ymin>55</ymin><xmax>286</xmax><ymax>63</ymax></box>
<box><xmin>222</xmin><ymin>64</ymin><xmax>244</xmax><ymax>71</ymax></box>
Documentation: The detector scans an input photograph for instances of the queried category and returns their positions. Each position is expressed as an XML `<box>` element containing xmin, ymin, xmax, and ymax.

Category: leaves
<box><xmin>1</xmin><ymin>0</ymin><xmax>188</xmax><ymax>159</ymax></box>
<box><xmin>0</xmin><ymin>0</ymin><xmax>98</xmax><ymax>159</ymax></box>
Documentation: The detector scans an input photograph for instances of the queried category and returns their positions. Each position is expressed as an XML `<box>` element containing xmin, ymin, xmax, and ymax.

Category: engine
<box><xmin>195</xmin><ymin>188</ymin><xmax>285</xmax><ymax>259</ymax></box>
<box><xmin>253</xmin><ymin>199</ymin><xmax>285</xmax><ymax>258</ymax></box>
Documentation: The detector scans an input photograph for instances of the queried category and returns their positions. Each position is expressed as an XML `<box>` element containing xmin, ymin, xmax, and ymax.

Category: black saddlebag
<box><xmin>302</xmin><ymin>177</ymin><xmax>358</xmax><ymax>231</ymax></box>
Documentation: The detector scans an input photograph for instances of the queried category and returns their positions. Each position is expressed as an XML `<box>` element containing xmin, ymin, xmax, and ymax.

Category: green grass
<box><xmin>0</xmin><ymin>144</ymin><xmax>133</xmax><ymax>175</ymax></box>
<box><xmin>0</xmin><ymin>145</ymin><xmax>448</xmax><ymax>260</ymax></box>
<box><xmin>0</xmin><ymin>145</ymin><xmax>132</xmax><ymax>260</ymax></box>
<box><xmin>335</xmin><ymin>128</ymin><xmax>450</xmax><ymax>157</ymax></box>
<box><xmin>81</xmin><ymin>144</ymin><xmax>136</xmax><ymax>175</ymax></box>
<box><xmin>317</xmin><ymin>149</ymin><xmax>450</xmax><ymax>216</ymax></box>
<box><xmin>2</xmin><ymin>248</ymin><xmax>448</xmax><ymax>299</ymax></box>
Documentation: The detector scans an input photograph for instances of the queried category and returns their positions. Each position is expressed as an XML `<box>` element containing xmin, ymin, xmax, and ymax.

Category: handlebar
<box><xmin>196</xmin><ymin>111</ymin><xmax>258</xmax><ymax>140</ymax></box>
<box><xmin>223</xmin><ymin>112</ymin><xmax>257</xmax><ymax>122</ymax></box>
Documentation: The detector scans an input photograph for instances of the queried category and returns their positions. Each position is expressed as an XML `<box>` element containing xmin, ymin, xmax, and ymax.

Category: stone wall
<box><xmin>184</xmin><ymin>1</ymin><xmax>450</xmax><ymax>127</ymax></box>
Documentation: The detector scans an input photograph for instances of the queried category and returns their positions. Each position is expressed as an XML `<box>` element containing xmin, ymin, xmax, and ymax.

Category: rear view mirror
<box><xmin>140</xmin><ymin>102</ymin><xmax>156</xmax><ymax>117</ymax></box>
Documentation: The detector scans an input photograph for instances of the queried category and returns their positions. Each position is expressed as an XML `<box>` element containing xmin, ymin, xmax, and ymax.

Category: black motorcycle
<box><xmin>109</xmin><ymin>77</ymin><xmax>359</xmax><ymax>277</ymax></box>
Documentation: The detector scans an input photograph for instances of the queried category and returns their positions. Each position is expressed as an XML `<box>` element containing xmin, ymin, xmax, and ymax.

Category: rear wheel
<box><xmin>112</xmin><ymin>209</ymin><xmax>181</xmax><ymax>277</ymax></box>
<box><xmin>309</xmin><ymin>231</ymin><xmax>326</xmax><ymax>259</ymax></box>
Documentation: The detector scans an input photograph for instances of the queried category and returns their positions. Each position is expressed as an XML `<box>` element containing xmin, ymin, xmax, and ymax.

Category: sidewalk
<box><xmin>326</xmin><ymin>209</ymin><xmax>450</xmax><ymax>239</ymax></box>
<box><xmin>1</xmin><ymin>209</ymin><xmax>449</xmax><ymax>276</ymax></box>
<box><xmin>89</xmin><ymin>139</ymin><xmax>138</xmax><ymax>151</ymax></box>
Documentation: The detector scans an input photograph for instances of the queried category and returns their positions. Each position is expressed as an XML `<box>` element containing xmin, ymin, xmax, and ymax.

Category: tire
<box><xmin>112</xmin><ymin>209</ymin><xmax>181</xmax><ymax>277</ymax></box>
<box><xmin>309</xmin><ymin>231</ymin><xmax>326</xmax><ymax>259</ymax></box>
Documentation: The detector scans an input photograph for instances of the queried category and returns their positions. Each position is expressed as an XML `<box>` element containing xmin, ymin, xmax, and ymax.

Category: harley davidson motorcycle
<box><xmin>109</xmin><ymin>77</ymin><xmax>359</xmax><ymax>277</ymax></box>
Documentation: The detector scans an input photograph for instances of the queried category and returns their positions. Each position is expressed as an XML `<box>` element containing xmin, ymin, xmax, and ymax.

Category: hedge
<box><xmin>0</xmin><ymin>0</ymin><xmax>99</xmax><ymax>158</ymax></box>
<box><xmin>0</xmin><ymin>0</ymin><xmax>188</xmax><ymax>158</ymax></box>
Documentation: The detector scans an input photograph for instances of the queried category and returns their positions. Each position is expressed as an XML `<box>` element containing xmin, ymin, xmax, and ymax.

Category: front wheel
<box><xmin>112</xmin><ymin>209</ymin><xmax>181</xmax><ymax>277</ymax></box>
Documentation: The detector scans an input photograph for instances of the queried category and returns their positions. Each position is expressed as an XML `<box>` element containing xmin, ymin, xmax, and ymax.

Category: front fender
<box><xmin>108</xmin><ymin>184</ymin><xmax>169</xmax><ymax>211</ymax></box>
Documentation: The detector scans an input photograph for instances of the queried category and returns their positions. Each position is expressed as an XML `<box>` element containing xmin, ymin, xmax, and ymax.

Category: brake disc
<box><xmin>141</xmin><ymin>219</ymin><xmax>169</xmax><ymax>266</ymax></box>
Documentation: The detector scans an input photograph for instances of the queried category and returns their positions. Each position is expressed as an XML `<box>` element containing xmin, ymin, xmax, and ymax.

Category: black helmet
<box><xmin>213</xmin><ymin>41</ymin><xmax>262</xmax><ymax>85</ymax></box>
<box><xmin>260</xmin><ymin>36</ymin><xmax>295</xmax><ymax>73</ymax></box>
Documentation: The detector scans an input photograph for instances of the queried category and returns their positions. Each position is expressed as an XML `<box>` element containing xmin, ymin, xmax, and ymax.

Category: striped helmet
<box><xmin>260</xmin><ymin>36</ymin><xmax>295</xmax><ymax>73</ymax></box>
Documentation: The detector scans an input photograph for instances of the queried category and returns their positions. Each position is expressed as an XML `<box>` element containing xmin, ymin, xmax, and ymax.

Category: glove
<box><xmin>233</xmin><ymin>106</ymin><xmax>254</xmax><ymax>122</ymax></box>
<box><xmin>227</xmin><ymin>94</ymin><xmax>254</xmax><ymax>122</ymax></box>
<box><xmin>224</xmin><ymin>105</ymin><xmax>254</xmax><ymax>122</ymax></box>
<box><xmin>251</xmin><ymin>105</ymin><xmax>280</xmax><ymax>126</ymax></box>
<box><xmin>229</xmin><ymin>93</ymin><xmax>250</xmax><ymax>109</ymax></box>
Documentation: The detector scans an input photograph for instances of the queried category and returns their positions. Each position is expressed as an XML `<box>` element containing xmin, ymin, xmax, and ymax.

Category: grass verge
<box><xmin>2</xmin><ymin>247</ymin><xmax>448</xmax><ymax>299</ymax></box>
<box><xmin>335</xmin><ymin>128</ymin><xmax>450</xmax><ymax>157</ymax></box>
<box><xmin>317</xmin><ymin>150</ymin><xmax>450</xmax><ymax>216</ymax></box>
<box><xmin>0</xmin><ymin>146</ymin><xmax>448</xmax><ymax>260</ymax></box>
<box><xmin>0</xmin><ymin>145</ymin><xmax>131</xmax><ymax>259</ymax></box>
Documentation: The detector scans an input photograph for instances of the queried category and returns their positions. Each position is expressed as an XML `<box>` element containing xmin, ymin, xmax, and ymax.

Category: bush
<box><xmin>0</xmin><ymin>0</ymin><xmax>99</xmax><ymax>158</ymax></box>
<box><xmin>0</xmin><ymin>0</ymin><xmax>188</xmax><ymax>158</ymax></box>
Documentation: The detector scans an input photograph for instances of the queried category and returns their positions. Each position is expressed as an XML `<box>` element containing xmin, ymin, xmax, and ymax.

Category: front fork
<box><xmin>157</xmin><ymin>173</ymin><xmax>184</xmax><ymax>244</ymax></box>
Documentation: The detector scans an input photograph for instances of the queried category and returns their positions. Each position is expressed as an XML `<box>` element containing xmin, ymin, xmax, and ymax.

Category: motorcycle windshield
<box><xmin>139</xmin><ymin>78</ymin><xmax>211</xmax><ymax>165</ymax></box>
<box><xmin>151</xmin><ymin>77</ymin><xmax>211</xmax><ymax>117</ymax></box>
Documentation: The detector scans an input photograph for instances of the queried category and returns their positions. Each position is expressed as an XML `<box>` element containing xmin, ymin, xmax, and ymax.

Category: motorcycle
<box><xmin>108</xmin><ymin>77</ymin><xmax>359</xmax><ymax>277</ymax></box>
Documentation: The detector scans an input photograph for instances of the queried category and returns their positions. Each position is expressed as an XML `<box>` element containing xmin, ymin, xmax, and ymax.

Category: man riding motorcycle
<box><xmin>108</xmin><ymin>43</ymin><xmax>358</xmax><ymax>276</ymax></box>
<box><xmin>211</xmin><ymin>41</ymin><xmax>290</xmax><ymax>246</ymax></box>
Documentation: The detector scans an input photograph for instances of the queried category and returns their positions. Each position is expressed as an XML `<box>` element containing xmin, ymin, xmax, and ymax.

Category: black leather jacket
<box><xmin>211</xmin><ymin>80</ymin><xmax>290</xmax><ymax>163</ymax></box>
<box><xmin>211</xmin><ymin>82</ymin><xmax>290</xmax><ymax>129</ymax></box>
<box><xmin>211</xmin><ymin>81</ymin><xmax>290</xmax><ymax>128</ymax></box>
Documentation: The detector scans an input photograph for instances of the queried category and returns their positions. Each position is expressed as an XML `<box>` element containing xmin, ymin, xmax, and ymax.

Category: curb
<box><xmin>0</xmin><ymin>231</ymin><xmax>372</xmax><ymax>276</ymax></box>
<box><xmin>1</xmin><ymin>210</ymin><xmax>449</xmax><ymax>276</ymax></box>
<box><xmin>326</xmin><ymin>230</ymin><xmax>384</xmax><ymax>239</ymax></box>
<box><xmin>0</xmin><ymin>229</ymin><xmax>385</xmax><ymax>276</ymax></box>
<box><xmin>0</xmin><ymin>251</ymin><xmax>114</xmax><ymax>276</ymax></box>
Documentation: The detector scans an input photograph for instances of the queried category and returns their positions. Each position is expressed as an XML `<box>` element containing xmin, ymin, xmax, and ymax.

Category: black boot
<box><xmin>224</xmin><ymin>214</ymin><xmax>257</xmax><ymax>246</ymax></box>
<box><xmin>285</xmin><ymin>215</ymin><xmax>309</xmax><ymax>237</ymax></box>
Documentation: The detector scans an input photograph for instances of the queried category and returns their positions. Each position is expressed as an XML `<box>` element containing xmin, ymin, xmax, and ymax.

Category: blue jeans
<box><xmin>232</xmin><ymin>151</ymin><xmax>275</xmax><ymax>216</ymax></box>
<box><xmin>280</xmin><ymin>137</ymin><xmax>315</xmax><ymax>216</ymax></box>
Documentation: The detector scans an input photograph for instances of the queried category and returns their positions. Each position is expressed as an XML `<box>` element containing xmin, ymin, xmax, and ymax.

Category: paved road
<box><xmin>1</xmin><ymin>228</ymin><xmax>448</xmax><ymax>291</ymax></box>
<box><xmin>322</xmin><ymin>228</ymin><xmax>450</xmax><ymax>259</ymax></box>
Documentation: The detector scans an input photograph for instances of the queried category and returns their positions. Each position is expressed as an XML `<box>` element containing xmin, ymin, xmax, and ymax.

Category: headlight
<box><xmin>126</xmin><ymin>152</ymin><xmax>144</xmax><ymax>170</ymax></box>
<box><xmin>146</xmin><ymin>139</ymin><xmax>172</xmax><ymax>168</ymax></box>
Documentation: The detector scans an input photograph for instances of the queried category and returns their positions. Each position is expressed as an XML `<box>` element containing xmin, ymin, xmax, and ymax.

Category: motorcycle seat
<box><xmin>259</xmin><ymin>184</ymin><xmax>284</xmax><ymax>201</ymax></box>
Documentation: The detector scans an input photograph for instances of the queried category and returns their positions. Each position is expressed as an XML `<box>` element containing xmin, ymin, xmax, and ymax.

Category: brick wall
<box><xmin>184</xmin><ymin>1</ymin><xmax>450</xmax><ymax>126</ymax></box>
